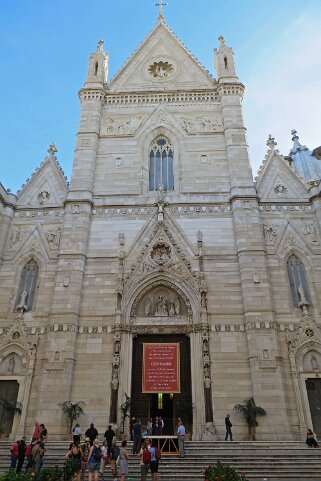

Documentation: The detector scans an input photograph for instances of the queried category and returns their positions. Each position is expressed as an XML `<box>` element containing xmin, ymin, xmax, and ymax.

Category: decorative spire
<box><xmin>48</xmin><ymin>142</ymin><xmax>57</xmax><ymax>160</ymax></box>
<box><xmin>266</xmin><ymin>134</ymin><xmax>277</xmax><ymax>150</ymax></box>
<box><xmin>290</xmin><ymin>129</ymin><xmax>306</xmax><ymax>153</ymax></box>
<box><xmin>155</xmin><ymin>0</ymin><xmax>168</xmax><ymax>21</ymax></box>
<box><xmin>218</xmin><ymin>35</ymin><xmax>225</xmax><ymax>48</ymax></box>
<box><xmin>97</xmin><ymin>39</ymin><xmax>104</xmax><ymax>51</ymax></box>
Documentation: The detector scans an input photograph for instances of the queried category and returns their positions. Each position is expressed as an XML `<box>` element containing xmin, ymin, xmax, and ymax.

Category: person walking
<box><xmin>80</xmin><ymin>437</ymin><xmax>91</xmax><ymax>481</ymax></box>
<box><xmin>86</xmin><ymin>423</ymin><xmax>99</xmax><ymax>446</ymax></box>
<box><xmin>16</xmin><ymin>437</ymin><xmax>26</xmax><ymax>473</ymax></box>
<box><xmin>9</xmin><ymin>440</ymin><xmax>19</xmax><ymax>470</ymax></box>
<box><xmin>32</xmin><ymin>421</ymin><xmax>41</xmax><ymax>442</ymax></box>
<box><xmin>30</xmin><ymin>440</ymin><xmax>44</xmax><ymax>475</ymax></box>
<box><xmin>110</xmin><ymin>437</ymin><xmax>119</xmax><ymax>481</ymax></box>
<box><xmin>40</xmin><ymin>424</ymin><xmax>48</xmax><ymax>443</ymax></box>
<box><xmin>132</xmin><ymin>418</ymin><xmax>142</xmax><ymax>454</ymax></box>
<box><xmin>138</xmin><ymin>440</ymin><xmax>150</xmax><ymax>481</ymax></box>
<box><xmin>149</xmin><ymin>440</ymin><xmax>159</xmax><ymax>481</ymax></box>
<box><xmin>225</xmin><ymin>414</ymin><xmax>233</xmax><ymax>441</ymax></box>
<box><xmin>146</xmin><ymin>419</ymin><xmax>152</xmax><ymax>436</ymax></box>
<box><xmin>88</xmin><ymin>439</ymin><xmax>102</xmax><ymax>481</ymax></box>
<box><xmin>99</xmin><ymin>440</ymin><xmax>108</xmax><ymax>480</ymax></box>
<box><xmin>177</xmin><ymin>421</ymin><xmax>186</xmax><ymax>458</ymax></box>
<box><xmin>70</xmin><ymin>442</ymin><xmax>83</xmax><ymax>481</ymax></box>
<box><xmin>25</xmin><ymin>441</ymin><xmax>35</xmax><ymax>472</ymax></box>
<box><xmin>119</xmin><ymin>439</ymin><xmax>129</xmax><ymax>481</ymax></box>
<box><xmin>73</xmin><ymin>424</ymin><xmax>82</xmax><ymax>444</ymax></box>
<box><xmin>104</xmin><ymin>424</ymin><xmax>115</xmax><ymax>458</ymax></box>
<box><xmin>158</xmin><ymin>417</ymin><xmax>164</xmax><ymax>436</ymax></box>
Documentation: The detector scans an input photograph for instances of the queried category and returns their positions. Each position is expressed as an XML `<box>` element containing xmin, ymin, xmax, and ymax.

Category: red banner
<box><xmin>142</xmin><ymin>343</ymin><xmax>180</xmax><ymax>393</ymax></box>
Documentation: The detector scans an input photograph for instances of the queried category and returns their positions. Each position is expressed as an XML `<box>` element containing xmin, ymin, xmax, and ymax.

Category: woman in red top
<box><xmin>32</xmin><ymin>421</ymin><xmax>41</xmax><ymax>442</ymax></box>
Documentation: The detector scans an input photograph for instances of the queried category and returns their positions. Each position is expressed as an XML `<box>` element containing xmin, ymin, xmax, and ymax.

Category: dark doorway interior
<box><xmin>0</xmin><ymin>380</ymin><xmax>19</xmax><ymax>436</ymax></box>
<box><xmin>306</xmin><ymin>378</ymin><xmax>321</xmax><ymax>437</ymax></box>
<box><xmin>131</xmin><ymin>334</ymin><xmax>192</xmax><ymax>435</ymax></box>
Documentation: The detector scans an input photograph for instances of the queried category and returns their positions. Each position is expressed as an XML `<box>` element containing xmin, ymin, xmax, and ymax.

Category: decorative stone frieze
<box><xmin>15</xmin><ymin>209</ymin><xmax>64</xmax><ymax>218</ymax></box>
<box><xmin>104</xmin><ymin>90</ymin><xmax>220</xmax><ymax>105</ymax></box>
<box><xmin>100</xmin><ymin>116</ymin><xmax>144</xmax><ymax>136</ymax></box>
<box><xmin>259</xmin><ymin>204</ymin><xmax>312</xmax><ymax>212</ymax></box>
<box><xmin>180</xmin><ymin>115</ymin><xmax>222</xmax><ymax>134</ymax></box>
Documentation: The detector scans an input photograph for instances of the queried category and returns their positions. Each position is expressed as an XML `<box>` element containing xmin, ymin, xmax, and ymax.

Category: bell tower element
<box><xmin>85</xmin><ymin>40</ymin><xmax>109</xmax><ymax>87</ymax></box>
<box><xmin>214</xmin><ymin>35</ymin><xmax>238</xmax><ymax>83</ymax></box>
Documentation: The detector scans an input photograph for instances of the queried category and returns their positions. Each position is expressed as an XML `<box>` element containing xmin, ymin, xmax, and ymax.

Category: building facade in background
<box><xmin>1</xmin><ymin>20</ymin><xmax>321</xmax><ymax>440</ymax></box>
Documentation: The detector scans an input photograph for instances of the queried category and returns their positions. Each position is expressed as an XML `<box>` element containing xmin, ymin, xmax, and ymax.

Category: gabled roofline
<box><xmin>109</xmin><ymin>20</ymin><xmax>215</xmax><ymax>86</ymax></box>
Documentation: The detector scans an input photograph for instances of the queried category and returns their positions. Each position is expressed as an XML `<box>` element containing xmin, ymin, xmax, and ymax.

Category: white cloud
<box><xmin>243</xmin><ymin>13</ymin><xmax>321</xmax><ymax>177</ymax></box>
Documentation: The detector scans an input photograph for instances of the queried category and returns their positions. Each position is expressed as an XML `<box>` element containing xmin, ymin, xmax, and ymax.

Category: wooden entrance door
<box><xmin>306</xmin><ymin>378</ymin><xmax>321</xmax><ymax>437</ymax></box>
<box><xmin>0</xmin><ymin>381</ymin><xmax>19</xmax><ymax>436</ymax></box>
<box><xmin>131</xmin><ymin>334</ymin><xmax>192</xmax><ymax>435</ymax></box>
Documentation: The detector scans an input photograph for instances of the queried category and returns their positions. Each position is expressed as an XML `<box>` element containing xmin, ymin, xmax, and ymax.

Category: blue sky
<box><xmin>0</xmin><ymin>0</ymin><xmax>320</xmax><ymax>193</ymax></box>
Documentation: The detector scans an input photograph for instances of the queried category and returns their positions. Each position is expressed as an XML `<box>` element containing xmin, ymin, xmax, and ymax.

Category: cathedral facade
<box><xmin>1</xmin><ymin>20</ymin><xmax>321</xmax><ymax>441</ymax></box>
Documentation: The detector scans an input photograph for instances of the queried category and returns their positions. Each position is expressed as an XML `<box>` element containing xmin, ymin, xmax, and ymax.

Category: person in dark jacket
<box><xmin>225</xmin><ymin>414</ymin><xmax>233</xmax><ymax>441</ymax></box>
<box><xmin>104</xmin><ymin>424</ymin><xmax>115</xmax><ymax>458</ymax></box>
<box><xmin>85</xmin><ymin>423</ymin><xmax>98</xmax><ymax>446</ymax></box>
<box><xmin>16</xmin><ymin>437</ymin><xmax>26</xmax><ymax>473</ymax></box>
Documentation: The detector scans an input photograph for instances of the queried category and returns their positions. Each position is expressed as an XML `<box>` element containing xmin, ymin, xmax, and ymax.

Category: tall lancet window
<box><xmin>149</xmin><ymin>137</ymin><xmax>174</xmax><ymax>191</ymax></box>
<box><xmin>14</xmin><ymin>260</ymin><xmax>39</xmax><ymax>312</ymax></box>
<box><xmin>287</xmin><ymin>255</ymin><xmax>311</xmax><ymax>307</ymax></box>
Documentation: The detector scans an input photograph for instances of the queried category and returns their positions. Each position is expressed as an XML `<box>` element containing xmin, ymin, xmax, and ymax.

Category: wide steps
<box><xmin>1</xmin><ymin>441</ymin><xmax>321</xmax><ymax>481</ymax></box>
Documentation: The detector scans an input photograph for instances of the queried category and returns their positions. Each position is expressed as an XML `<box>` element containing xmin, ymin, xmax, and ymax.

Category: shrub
<box><xmin>201</xmin><ymin>461</ymin><xmax>249</xmax><ymax>481</ymax></box>
<box><xmin>0</xmin><ymin>473</ymin><xmax>32</xmax><ymax>481</ymax></box>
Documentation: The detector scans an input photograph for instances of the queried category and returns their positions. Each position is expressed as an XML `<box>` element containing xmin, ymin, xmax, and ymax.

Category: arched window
<box><xmin>149</xmin><ymin>137</ymin><xmax>174</xmax><ymax>191</ymax></box>
<box><xmin>14</xmin><ymin>260</ymin><xmax>39</xmax><ymax>311</ymax></box>
<box><xmin>287</xmin><ymin>255</ymin><xmax>311</xmax><ymax>307</ymax></box>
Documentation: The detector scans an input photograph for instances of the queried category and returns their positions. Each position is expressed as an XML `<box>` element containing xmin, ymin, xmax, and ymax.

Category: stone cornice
<box><xmin>217</xmin><ymin>83</ymin><xmax>245</xmax><ymax>98</ymax></box>
<box><xmin>104</xmin><ymin>89</ymin><xmax>220</xmax><ymax>106</ymax></box>
<box><xmin>259</xmin><ymin>204</ymin><xmax>312</xmax><ymax>213</ymax></box>
<box><xmin>78</xmin><ymin>88</ymin><xmax>105</xmax><ymax>103</ymax></box>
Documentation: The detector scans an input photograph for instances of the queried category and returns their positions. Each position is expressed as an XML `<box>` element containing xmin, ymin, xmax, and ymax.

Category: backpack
<box><xmin>143</xmin><ymin>448</ymin><xmax>152</xmax><ymax>464</ymax></box>
<box><xmin>93</xmin><ymin>446</ymin><xmax>102</xmax><ymax>461</ymax></box>
<box><xmin>112</xmin><ymin>445</ymin><xmax>120</xmax><ymax>460</ymax></box>
<box><xmin>155</xmin><ymin>448</ymin><xmax>161</xmax><ymax>460</ymax></box>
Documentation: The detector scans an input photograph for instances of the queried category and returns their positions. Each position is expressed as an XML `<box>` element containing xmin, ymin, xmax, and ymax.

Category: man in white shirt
<box><xmin>177</xmin><ymin>422</ymin><xmax>186</xmax><ymax>458</ymax></box>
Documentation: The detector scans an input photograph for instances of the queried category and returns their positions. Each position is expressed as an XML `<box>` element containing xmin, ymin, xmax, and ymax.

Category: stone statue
<box><xmin>16</xmin><ymin>290</ymin><xmax>28</xmax><ymax>312</ymax></box>
<box><xmin>169</xmin><ymin>303</ymin><xmax>175</xmax><ymax>316</ymax></box>
<box><xmin>174</xmin><ymin>297</ymin><xmax>180</xmax><ymax>315</ymax></box>
<box><xmin>204</xmin><ymin>365</ymin><xmax>210</xmax><ymax>379</ymax></box>
<box><xmin>7</xmin><ymin>355</ymin><xmax>15</xmax><ymax>374</ymax></box>
<box><xmin>298</xmin><ymin>284</ymin><xmax>309</xmax><ymax>305</ymax></box>
<box><xmin>144</xmin><ymin>298</ymin><xmax>152</xmax><ymax>316</ymax></box>
<box><xmin>311</xmin><ymin>354</ymin><xmax>319</xmax><ymax>371</ymax></box>
<box><xmin>155</xmin><ymin>296</ymin><xmax>168</xmax><ymax>316</ymax></box>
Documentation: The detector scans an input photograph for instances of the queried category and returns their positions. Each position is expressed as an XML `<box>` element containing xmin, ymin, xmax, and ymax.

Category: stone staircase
<box><xmin>1</xmin><ymin>440</ymin><xmax>321</xmax><ymax>481</ymax></box>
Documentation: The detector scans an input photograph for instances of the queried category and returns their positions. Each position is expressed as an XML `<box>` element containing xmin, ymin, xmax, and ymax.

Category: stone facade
<box><xmin>0</xmin><ymin>21</ymin><xmax>321</xmax><ymax>441</ymax></box>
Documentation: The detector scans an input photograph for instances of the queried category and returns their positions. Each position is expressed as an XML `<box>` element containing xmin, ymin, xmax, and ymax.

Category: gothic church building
<box><xmin>1</xmin><ymin>20</ymin><xmax>321</xmax><ymax>441</ymax></box>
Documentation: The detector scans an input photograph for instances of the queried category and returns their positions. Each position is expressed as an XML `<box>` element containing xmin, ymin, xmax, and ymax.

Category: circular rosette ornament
<box><xmin>150</xmin><ymin>243</ymin><xmax>171</xmax><ymax>266</ymax></box>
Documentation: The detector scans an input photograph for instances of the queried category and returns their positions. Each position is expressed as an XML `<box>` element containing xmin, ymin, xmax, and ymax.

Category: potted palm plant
<box><xmin>0</xmin><ymin>399</ymin><xmax>22</xmax><ymax>440</ymax></box>
<box><xmin>233</xmin><ymin>397</ymin><xmax>266</xmax><ymax>440</ymax></box>
<box><xmin>58</xmin><ymin>401</ymin><xmax>86</xmax><ymax>439</ymax></box>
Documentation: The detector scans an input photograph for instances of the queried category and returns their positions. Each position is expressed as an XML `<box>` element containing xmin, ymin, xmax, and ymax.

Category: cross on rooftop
<box><xmin>155</xmin><ymin>0</ymin><xmax>168</xmax><ymax>21</ymax></box>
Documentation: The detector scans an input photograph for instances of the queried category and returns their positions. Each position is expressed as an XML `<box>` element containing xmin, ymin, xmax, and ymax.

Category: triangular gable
<box><xmin>123</xmin><ymin>209</ymin><xmax>199</xmax><ymax>295</ymax></box>
<box><xmin>17</xmin><ymin>151</ymin><xmax>68</xmax><ymax>207</ymax></box>
<box><xmin>256</xmin><ymin>150</ymin><xmax>309</xmax><ymax>201</ymax></box>
<box><xmin>110</xmin><ymin>21</ymin><xmax>215</xmax><ymax>92</ymax></box>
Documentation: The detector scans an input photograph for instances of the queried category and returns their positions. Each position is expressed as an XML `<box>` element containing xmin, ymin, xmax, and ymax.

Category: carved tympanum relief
<box><xmin>0</xmin><ymin>353</ymin><xmax>26</xmax><ymax>376</ymax></box>
<box><xmin>303</xmin><ymin>350</ymin><xmax>321</xmax><ymax>372</ymax></box>
<box><xmin>148</xmin><ymin>61</ymin><xmax>174</xmax><ymax>79</ymax></box>
<box><xmin>137</xmin><ymin>287</ymin><xmax>186</xmax><ymax>318</ymax></box>
<box><xmin>100</xmin><ymin>116</ymin><xmax>143</xmax><ymax>136</ymax></box>
<box><xmin>180</xmin><ymin>116</ymin><xmax>222</xmax><ymax>135</ymax></box>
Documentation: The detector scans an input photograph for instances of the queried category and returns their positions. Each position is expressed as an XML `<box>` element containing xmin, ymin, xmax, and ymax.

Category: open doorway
<box><xmin>0</xmin><ymin>381</ymin><xmax>19</xmax><ymax>437</ymax></box>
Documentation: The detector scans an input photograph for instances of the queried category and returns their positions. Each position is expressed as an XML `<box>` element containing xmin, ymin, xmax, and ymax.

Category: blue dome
<box><xmin>289</xmin><ymin>130</ymin><xmax>321</xmax><ymax>184</ymax></box>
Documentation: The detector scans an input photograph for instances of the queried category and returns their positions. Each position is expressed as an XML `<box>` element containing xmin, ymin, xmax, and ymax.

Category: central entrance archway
<box><xmin>131</xmin><ymin>334</ymin><xmax>192</xmax><ymax>435</ymax></box>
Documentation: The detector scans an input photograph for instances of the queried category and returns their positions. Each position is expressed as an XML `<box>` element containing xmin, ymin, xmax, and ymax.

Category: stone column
<box><xmin>190</xmin><ymin>330</ymin><xmax>205</xmax><ymax>440</ymax></box>
<box><xmin>0</xmin><ymin>191</ymin><xmax>15</xmax><ymax>265</ymax></box>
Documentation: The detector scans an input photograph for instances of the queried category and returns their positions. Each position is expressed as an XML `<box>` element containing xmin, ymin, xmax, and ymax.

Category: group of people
<box><xmin>65</xmin><ymin>432</ymin><xmax>122</xmax><ymax>481</ymax></box>
<box><xmin>9</xmin><ymin>421</ymin><xmax>48</xmax><ymax>474</ymax></box>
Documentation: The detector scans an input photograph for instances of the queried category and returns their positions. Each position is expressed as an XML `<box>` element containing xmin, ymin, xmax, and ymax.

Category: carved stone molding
<box><xmin>259</xmin><ymin>204</ymin><xmax>312</xmax><ymax>212</ymax></box>
<box><xmin>104</xmin><ymin>90</ymin><xmax>220</xmax><ymax>106</ymax></box>
<box><xmin>287</xmin><ymin>314</ymin><xmax>321</xmax><ymax>356</ymax></box>
<box><xmin>0</xmin><ymin>318</ymin><xmax>38</xmax><ymax>358</ymax></box>
<box><xmin>180</xmin><ymin>116</ymin><xmax>223</xmax><ymax>135</ymax></box>
<box><xmin>15</xmin><ymin>209</ymin><xmax>65</xmax><ymax>218</ymax></box>
<box><xmin>148</xmin><ymin>60</ymin><xmax>175</xmax><ymax>79</ymax></box>
<box><xmin>264</xmin><ymin>224</ymin><xmax>279</xmax><ymax>246</ymax></box>
<box><xmin>8</xmin><ymin>226</ymin><xmax>29</xmax><ymax>250</ymax></box>
<box><xmin>100</xmin><ymin>116</ymin><xmax>143</xmax><ymax>136</ymax></box>
<box><xmin>45</xmin><ymin>227</ymin><xmax>61</xmax><ymax>249</ymax></box>
<box><xmin>92</xmin><ymin>207</ymin><xmax>155</xmax><ymax>217</ymax></box>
